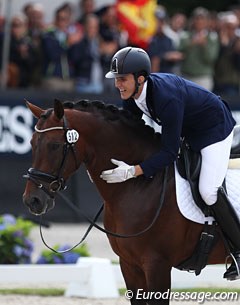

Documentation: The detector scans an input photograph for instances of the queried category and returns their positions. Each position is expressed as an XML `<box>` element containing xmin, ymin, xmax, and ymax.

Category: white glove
<box><xmin>100</xmin><ymin>159</ymin><xmax>136</xmax><ymax>183</ymax></box>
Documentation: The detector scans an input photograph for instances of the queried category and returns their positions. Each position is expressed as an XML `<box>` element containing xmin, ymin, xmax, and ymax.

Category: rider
<box><xmin>100</xmin><ymin>46</ymin><xmax>240</xmax><ymax>280</ymax></box>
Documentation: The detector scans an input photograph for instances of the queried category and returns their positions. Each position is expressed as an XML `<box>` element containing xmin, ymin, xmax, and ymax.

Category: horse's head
<box><xmin>23</xmin><ymin>98</ymin><xmax>162</xmax><ymax>215</ymax></box>
<box><xmin>23</xmin><ymin>100</ymin><xmax>81</xmax><ymax>215</ymax></box>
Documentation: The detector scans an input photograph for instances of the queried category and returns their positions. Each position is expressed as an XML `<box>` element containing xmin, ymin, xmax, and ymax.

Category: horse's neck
<box><xmin>79</xmin><ymin>124</ymin><xmax>137</xmax><ymax>200</ymax></box>
<box><xmin>85</xmin><ymin>133</ymin><xmax>134</xmax><ymax>180</ymax></box>
<box><xmin>72</xmin><ymin>114</ymin><xmax>136</xmax><ymax>167</ymax></box>
<box><xmin>69</xmin><ymin>109</ymin><xmax>157</xmax><ymax>200</ymax></box>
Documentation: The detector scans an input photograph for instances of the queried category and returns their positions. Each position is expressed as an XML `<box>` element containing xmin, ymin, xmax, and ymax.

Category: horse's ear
<box><xmin>54</xmin><ymin>99</ymin><xmax>64</xmax><ymax>120</ymax></box>
<box><xmin>25</xmin><ymin>99</ymin><xmax>44</xmax><ymax>118</ymax></box>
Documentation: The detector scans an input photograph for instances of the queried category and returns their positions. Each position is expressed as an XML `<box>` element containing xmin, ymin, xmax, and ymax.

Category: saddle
<box><xmin>176</xmin><ymin>125</ymin><xmax>240</xmax><ymax>217</ymax></box>
<box><xmin>176</xmin><ymin>125</ymin><xmax>240</xmax><ymax>276</ymax></box>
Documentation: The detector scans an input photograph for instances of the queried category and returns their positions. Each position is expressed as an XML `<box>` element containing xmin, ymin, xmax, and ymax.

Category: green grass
<box><xmin>0</xmin><ymin>287</ymin><xmax>239</xmax><ymax>297</ymax></box>
<box><xmin>0</xmin><ymin>288</ymin><xmax>64</xmax><ymax>296</ymax></box>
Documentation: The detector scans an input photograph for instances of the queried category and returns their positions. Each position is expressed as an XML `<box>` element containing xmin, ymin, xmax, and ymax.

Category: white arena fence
<box><xmin>0</xmin><ymin>258</ymin><xmax>239</xmax><ymax>298</ymax></box>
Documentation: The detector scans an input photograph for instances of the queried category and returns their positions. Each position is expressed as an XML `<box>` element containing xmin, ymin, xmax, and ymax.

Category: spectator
<box><xmin>164</xmin><ymin>12</ymin><xmax>187</xmax><ymax>48</ymax></box>
<box><xmin>70</xmin><ymin>14</ymin><xmax>103</xmax><ymax>94</ymax></box>
<box><xmin>178</xmin><ymin>7</ymin><xmax>219</xmax><ymax>90</ymax></box>
<box><xmin>208</xmin><ymin>11</ymin><xmax>220</xmax><ymax>33</ymax></box>
<box><xmin>60</xmin><ymin>2</ymin><xmax>83</xmax><ymax>46</ymax></box>
<box><xmin>147</xmin><ymin>6</ymin><xmax>183</xmax><ymax>73</ymax></box>
<box><xmin>214</xmin><ymin>12</ymin><xmax>240</xmax><ymax>96</ymax></box>
<box><xmin>22</xmin><ymin>2</ymin><xmax>35</xmax><ymax>22</ymax></box>
<box><xmin>40</xmin><ymin>3</ymin><xmax>78</xmax><ymax>91</ymax></box>
<box><xmin>230</xmin><ymin>5</ymin><xmax>240</xmax><ymax>25</ymax></box>
<box><xmin>98</xmin><ymin>5</ymin><xmax>127</xmax><ymax>48</ymax></box>
<box><xmin>0</xmin><ymin>14</ymin><xmax>36</xmax><ymax>88</ymax></box>
<box><xmin>0</xmin><ymin>14</ymin><xmax>4</xmax><ymax>34</ymax></box>
<box><xmin>77</xmin><ymin>0</ymin><xmax>96</xmax><ymax>25</ymax></box>
<box><xmin>25</xmin><ymin>3</ymin><xmax>46</xmax><ymax>36</ymax></box>
<box><xmin>98</xmin><ymin>5</ymin><xmax>127</xmax><ymax>92</ymax></box>
<box><xmin>24</xmin><ymin>3</ymin><xmax>47</xmax><ymax>86</ymax></box>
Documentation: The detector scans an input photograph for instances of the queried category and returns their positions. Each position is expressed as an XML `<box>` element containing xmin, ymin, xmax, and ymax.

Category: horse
<box><xmin>23</xmin><ymin>99</ymin><xmax>228</xmax><ymax>305</ymax></box>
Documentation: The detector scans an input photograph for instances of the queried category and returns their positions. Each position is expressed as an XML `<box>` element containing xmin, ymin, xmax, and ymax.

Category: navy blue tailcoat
<box><xmin>123</xmin><ymin>73</ymin><xmax>236</xmax><ymax>177</ymax></box>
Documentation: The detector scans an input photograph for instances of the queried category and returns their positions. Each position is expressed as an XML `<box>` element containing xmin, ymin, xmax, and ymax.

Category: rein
<box><xmin>24</xmin><ymin>114</ymin><xmax>169</xmax><ymax>254</ymax></box>
<box><xmin>39</xmin><ymin>166</ymin><xmax>168</xmax><ymax>254</ymax></box>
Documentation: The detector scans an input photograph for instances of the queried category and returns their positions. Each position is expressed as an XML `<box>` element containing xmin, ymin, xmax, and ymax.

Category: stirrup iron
<box><xmin>224</xmin><ymin>253</ymin><xmax>240</xmax><ymax>281</ymax></box>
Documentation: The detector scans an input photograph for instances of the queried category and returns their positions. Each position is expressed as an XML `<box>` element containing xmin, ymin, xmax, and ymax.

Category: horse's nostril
<box><xmin>30</xmin><ymin>196</ymin><xmax>40</xmax><ymax>205</ymax></box>
<box><xmin>28</xmin><ymin>197</ymin><xmax>45</xmax><ymax>215</ymax></box>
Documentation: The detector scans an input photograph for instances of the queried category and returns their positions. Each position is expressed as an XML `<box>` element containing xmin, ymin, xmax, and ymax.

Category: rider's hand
<box><xmin>100</xmin><ymin>159</ymin><xmax>136</xmax><ymax>183</ymax></box>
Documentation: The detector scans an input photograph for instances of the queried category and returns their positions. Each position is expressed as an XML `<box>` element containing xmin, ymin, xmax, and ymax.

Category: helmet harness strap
<box><xmin>131</xmin><ymin>73</ymin><xmax>141</xmax><ymax>98</ymax></box>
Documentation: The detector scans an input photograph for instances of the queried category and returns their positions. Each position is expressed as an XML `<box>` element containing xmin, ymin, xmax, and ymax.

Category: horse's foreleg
<box><xmin>120</xmin><ymin>258</ymin><xmax>148</xmax><ymax>305</ymax></box>
<box><xmin>144</xmin><ymin>259</ymin><xmax>172</xmax><ymax>305</ymax></box>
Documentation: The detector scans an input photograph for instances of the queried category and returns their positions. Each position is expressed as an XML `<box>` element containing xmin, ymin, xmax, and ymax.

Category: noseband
<box><xmin>23</xmin><ymin>115</ymin><xmax>79</xmax><ymax>198</ymax></box>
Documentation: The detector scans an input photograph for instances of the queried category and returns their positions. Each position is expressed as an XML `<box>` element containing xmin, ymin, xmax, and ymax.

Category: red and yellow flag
<box><xmin>116</xmin><ymin>0</ymin><xmax>157</xmax><ymax>49</ymax></box>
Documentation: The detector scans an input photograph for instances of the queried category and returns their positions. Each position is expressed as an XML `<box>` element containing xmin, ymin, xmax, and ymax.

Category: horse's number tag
<box><xmin>66</xmin><ymin>130</ymin><xmax>79</xmax><ymax>144</ymax></box>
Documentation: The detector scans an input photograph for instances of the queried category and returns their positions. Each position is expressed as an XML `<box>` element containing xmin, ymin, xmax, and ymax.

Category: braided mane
<box><xmin>39</xmin><ymin>99</ymin><xmax>161</xmax><ymax>142</ymax></box>
<box><xmin>63</xmin><ymin>99</ymin><xmax>161</xmax><ymax>141</ymax></box>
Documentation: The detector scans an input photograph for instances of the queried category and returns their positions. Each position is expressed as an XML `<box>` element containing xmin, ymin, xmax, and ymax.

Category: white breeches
<box><xmin>199</xmin><ymin>131</ymin><xmax>234</xmax><ymax>205</ymax></box>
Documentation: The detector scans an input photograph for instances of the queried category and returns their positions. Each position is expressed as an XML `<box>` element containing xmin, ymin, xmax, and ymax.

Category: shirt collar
<box><xmin>134</xmin><ymin>81</ymin><xmax>147</xmax><ymax>104</ymax></box>
<box><xmin>134</xmin><ymin>81</ymin><xmax>150</xmax><ymax>116</ymax></box>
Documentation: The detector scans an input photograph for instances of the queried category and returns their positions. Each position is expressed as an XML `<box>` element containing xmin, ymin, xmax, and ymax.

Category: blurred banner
<box><xmin>0</xmin><ymin>103</ymin><xmax>33</xmax><ymax>156</ymax></box>
<box><xmin>116</xmin><ymin>0</ymin><xmax>157</xmax><ymax>49</ymax></box>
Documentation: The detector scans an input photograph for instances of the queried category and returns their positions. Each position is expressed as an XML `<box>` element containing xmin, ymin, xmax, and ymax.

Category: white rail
<box><xmin>0</xmin><ymin>260</ymin><xmax>238</xmax><ymax>299</ymax></box>
<box><xmin>0</xmin><ymin>257</ymin><xmax>120</xmax><ymax>298</ymax></box>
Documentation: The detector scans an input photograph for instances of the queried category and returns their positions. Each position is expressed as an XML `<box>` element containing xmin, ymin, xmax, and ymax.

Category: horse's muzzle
<box><xmin>23</xmin><ymin>193</ymin><xmax>55</xmax><ymax>215</ymax></box>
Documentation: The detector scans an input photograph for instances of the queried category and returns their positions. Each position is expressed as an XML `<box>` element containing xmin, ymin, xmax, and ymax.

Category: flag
<box><xmin>116</xmin><ymin>0</ymin><xmax>157</xmax><ymax>49</ymax></box>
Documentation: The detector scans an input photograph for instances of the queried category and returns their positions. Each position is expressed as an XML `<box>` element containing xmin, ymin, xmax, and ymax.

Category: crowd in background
<box><xmin>0</xmin><ymin>0</ymin><xmax>240</xmax><ymax>98</ymax></box>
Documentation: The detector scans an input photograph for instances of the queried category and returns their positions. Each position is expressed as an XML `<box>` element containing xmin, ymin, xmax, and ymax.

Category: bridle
<box><xmin>23</xmin><ymin>115</ymin><xmax>80</xmax><ymax>198</ymax></box>
<box><xmin>23</xmin><ymin>111</ymin><xmax>169</xmax><ymax>254</ymax></box>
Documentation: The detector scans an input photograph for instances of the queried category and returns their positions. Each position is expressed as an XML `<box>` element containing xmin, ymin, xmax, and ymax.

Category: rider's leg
<box><xmin>199</xmin><ymin>131</ymin><xmax>240</xmax><ymax>280</ymax></box>
<box><xmin>199</xmin><ymin>131</ymin><xmax>233</xmax><ymax>206</ymax></box>
<box><xmin>212</xmin><ymin>187</ymin><xmax>240</xmax><ymax>279</ymax></box>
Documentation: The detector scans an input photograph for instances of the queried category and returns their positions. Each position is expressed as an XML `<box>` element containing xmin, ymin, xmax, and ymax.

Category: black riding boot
<box><xmin>211</xmin><ymin>187</ymin><xmax>240</xmax><ymax>281</ymax></box>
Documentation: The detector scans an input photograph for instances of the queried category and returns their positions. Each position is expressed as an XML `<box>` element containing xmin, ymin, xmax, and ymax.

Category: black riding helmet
<box><xmin>105</xmin><ymin>46</ymin><xmax>151</xmax><ymax>78</ymax></box>
<box><xmin>105</xmin><ymin>46</ymin><xmax>151</xmax><ymax>96</ymax></box>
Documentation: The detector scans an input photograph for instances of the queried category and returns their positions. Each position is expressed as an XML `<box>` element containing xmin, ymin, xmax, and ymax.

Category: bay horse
<box><xmin>23</xmin><ymin>99</ymin><xmax>228</xmax><ymax>305</ymax></box>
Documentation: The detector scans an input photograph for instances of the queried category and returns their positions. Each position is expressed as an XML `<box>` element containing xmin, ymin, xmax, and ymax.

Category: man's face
<box><xmin>114</xmin><ymin>74</ymin><xmax>136</xmax><ymax>100</ymax></box>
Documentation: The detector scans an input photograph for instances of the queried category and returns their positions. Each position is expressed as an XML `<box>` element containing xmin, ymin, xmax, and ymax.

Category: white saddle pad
<box><xmin>174</xmin><ymin>164</ymin><xmax>240</xmax><ymax>224</ymax></box>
